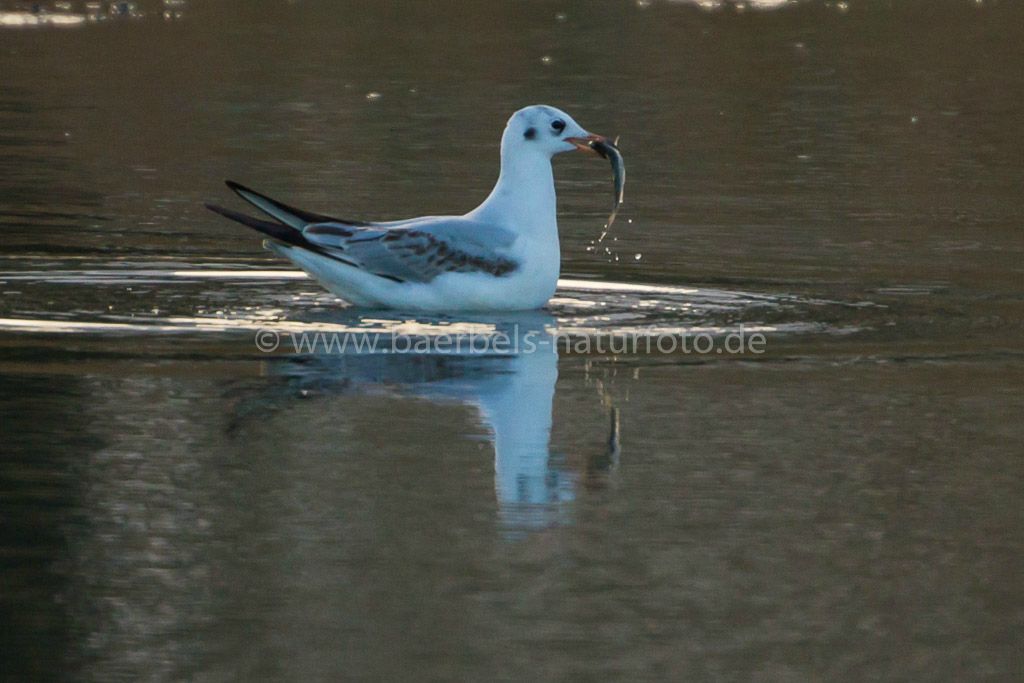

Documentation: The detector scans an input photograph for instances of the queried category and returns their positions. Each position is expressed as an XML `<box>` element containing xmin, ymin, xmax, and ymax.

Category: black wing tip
<box><xmin>205</xmin><ymin>202</ymin><xmax>291</xmax><ymax>239</ymax></box>
<box><xmin>226</xmin><ymin>179</ymin><xmax>372</xmax><ymax>228</ymax></box>
<box><xmin>204</xmin><ymin>202</ymin><xmax>233</xmax><ymax>217</ymax></box>
<box><xmin>206</xmin><ymin>201</ymin><xmax>367</xmax><ymax>270</ymax></box>
<box><xmin>224</xmin><ymin>179</ymin><xmax>254</xmax><ymax>196</ymax></box>
<box><xmin>206</xmin><ymin>202</ymin><xmax>266</xmax><ymax>227</ymax></box>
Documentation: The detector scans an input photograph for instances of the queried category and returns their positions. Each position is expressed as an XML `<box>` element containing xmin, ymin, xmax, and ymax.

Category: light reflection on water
<box><xmin>0</xmin><ymin>0</ymin><xmax>183</xmax><ymax>27</ymax></box>
<box><xmin>0</xmin><ymin>265</ymin><xmax>868</xmax><ymax>338</ymax></box>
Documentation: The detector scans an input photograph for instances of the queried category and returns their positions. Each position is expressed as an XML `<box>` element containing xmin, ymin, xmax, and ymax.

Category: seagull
<box><xmin>206</xmin><ymin>105</ymin><xmax>623</xmax><ymax>311</ymax></box>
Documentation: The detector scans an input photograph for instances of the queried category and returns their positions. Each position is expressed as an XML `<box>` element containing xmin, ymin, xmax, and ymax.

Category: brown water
<box><xmin>2</xmin><ymin>0</ymin><xmax>1023</xmax><ymax>680</ymax></box>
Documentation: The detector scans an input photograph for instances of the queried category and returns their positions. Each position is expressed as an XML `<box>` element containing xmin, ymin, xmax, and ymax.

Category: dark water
<box><xmin>2</xmin><ymin>0</ymin><xmax>1023</xmax><ymax>679</ymax></box>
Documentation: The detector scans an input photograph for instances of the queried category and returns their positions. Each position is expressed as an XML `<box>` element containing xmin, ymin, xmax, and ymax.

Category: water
<box><xmin>2</xmin><ymin>0</ymin><xmax>1023</xmax><ymax>679</ymax></box>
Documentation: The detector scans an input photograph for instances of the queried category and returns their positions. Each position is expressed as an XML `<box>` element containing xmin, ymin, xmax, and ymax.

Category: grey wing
<box><xmin>301</xmin><ymin>217</ymin><xmax>520</xmax><ymax>284</ymax></box>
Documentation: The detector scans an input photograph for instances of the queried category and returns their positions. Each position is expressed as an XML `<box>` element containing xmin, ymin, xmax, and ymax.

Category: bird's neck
<box><xmin>473</xmin><ymin>150</ymin><xmax>557</xmax><ymax>236</ymax></box>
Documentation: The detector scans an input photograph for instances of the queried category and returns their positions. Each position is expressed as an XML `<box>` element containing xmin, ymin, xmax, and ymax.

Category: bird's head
<box><xmin>502</xmin><ymin>104</ymin><xmax>610</xmax><ymax>159</ymax></box>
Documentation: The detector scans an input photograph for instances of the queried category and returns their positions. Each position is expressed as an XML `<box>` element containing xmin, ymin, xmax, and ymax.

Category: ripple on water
<box><xmin>0</xmin><ymin>265</ymin><xmax>870</xmax><ymax>352</ymax></box>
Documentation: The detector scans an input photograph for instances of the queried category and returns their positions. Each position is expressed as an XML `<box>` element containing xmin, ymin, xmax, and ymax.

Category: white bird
<box><xmin>206</xmin><ymin>105</ymin><xmax>623</xmax><ymax>311</ymax></box>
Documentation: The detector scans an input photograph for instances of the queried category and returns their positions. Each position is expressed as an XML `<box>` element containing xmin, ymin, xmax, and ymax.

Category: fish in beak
<box><xmin>565</xmin><ymin>134</ymin><xmax>626</xmax><ymax>227</ymax></box>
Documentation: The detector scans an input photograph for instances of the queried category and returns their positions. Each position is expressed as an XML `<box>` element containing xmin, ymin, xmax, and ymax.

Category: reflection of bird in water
<box><xmin>233</xmin><ymin>311</ymin><xmax>620</xmax><ymax>536</ymax></box>
<box><xmin>586</xmin><ymin>407</ymin><xmax>621</xmax><ymax>484</ymax></box>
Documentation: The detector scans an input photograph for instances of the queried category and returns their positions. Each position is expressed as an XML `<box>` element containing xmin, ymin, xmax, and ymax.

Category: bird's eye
<box><xmin>551</xmin><ymin>119</ymin><xmax>566</xmax><ymax>133</ymax></box>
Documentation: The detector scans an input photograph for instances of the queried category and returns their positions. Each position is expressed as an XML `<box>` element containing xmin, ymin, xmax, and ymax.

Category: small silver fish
<box><xmin>589</xmin><ymin>137</ymin><xmax>625</xmax><ymax>227</ymax></box>
<box><xmin>566</xmin><ymin>133</ymin><xmax>626</xmax><ymax>228</ymax></box>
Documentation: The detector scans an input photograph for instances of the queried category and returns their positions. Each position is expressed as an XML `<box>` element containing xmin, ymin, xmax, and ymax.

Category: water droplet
<box><xmin>555</xmin><ymin>12</ymin><xmax>567</xmax><ymax>21</ymax></box>
<box><xmin>910</xmin><ymin>116</ymin><xmax>918</xmax><ymax>124</ymax></box>
<box><xmin>365</xmin><ymin>91</ymin><xmax>382</xmax><ymax>101</ymax></box>
<box><xmin>636</xmin><ymin>0</ymin><xmax>651</xmax><ymax>8</ymax></box>
<box><xmin>634</xmin><ymin>253</ymin><xmax>643</xmax><ymax>261</ymax></box>
<box><xmin>540</xmin><ymin>55</ymin><xmax>553</xmax><ymax>65</ymax></box>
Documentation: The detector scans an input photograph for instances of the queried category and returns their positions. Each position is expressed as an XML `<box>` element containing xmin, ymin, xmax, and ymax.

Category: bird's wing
<box><xmin>207</xmin><ymin>182</ymin><xmax>520</xmax><ymax>284</ymax></box>
<box><xmin>302</xmin><ymin>217</ymin><xmax>519</xmax><ymax>284</ymax></box>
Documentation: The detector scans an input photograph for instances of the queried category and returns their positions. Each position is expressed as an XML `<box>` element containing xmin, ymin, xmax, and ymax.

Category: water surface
<box><xmin>2</xmin><ymin>0</ymin><xmax>1023</xmax><ymax>679</ymax></box>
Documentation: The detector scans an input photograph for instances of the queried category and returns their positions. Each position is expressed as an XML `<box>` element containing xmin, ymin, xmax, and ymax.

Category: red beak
<box><xmin>564</xmin><ymin>134</ymin><xmax>608</xmax><ymax>155</ymax></box>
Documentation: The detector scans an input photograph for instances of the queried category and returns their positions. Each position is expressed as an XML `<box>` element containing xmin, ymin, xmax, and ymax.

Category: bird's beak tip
<box><xmin>565</xmin><ymin>134</ymin><xmax>609</xmax><ymax>156</ymax></box>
